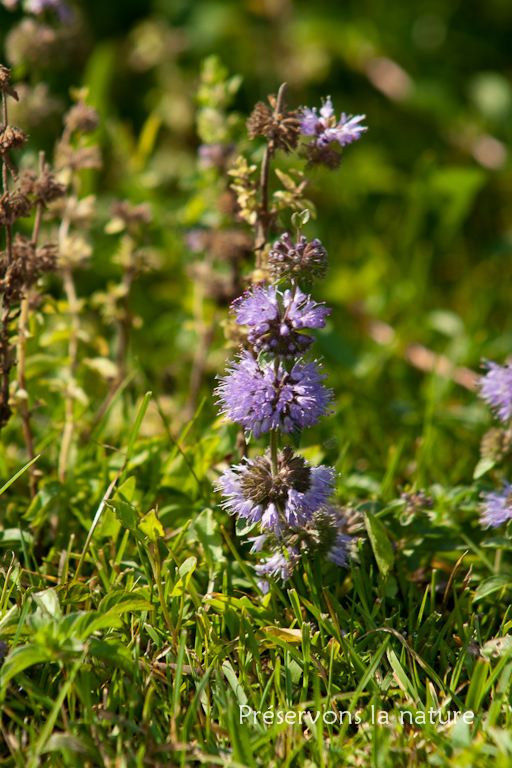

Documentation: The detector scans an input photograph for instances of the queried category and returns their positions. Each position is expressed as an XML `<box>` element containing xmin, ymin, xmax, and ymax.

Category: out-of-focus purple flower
<box><xmin>326</xmin><ymin>533</ymin><xmax>353</xmax><ymax>567</ymax></box>
<box><xmin>479</xmin><ymin>360</ymin><xmax>512</xmax><ymax>424</ymax></box>
<box><xmin>26</xmin><ymin>0</ymin><xmax>72</xmax><ymax>20</ymax></box>
<box><xmin>198</xmin><ymin>142</ymin><xmax>233</xmax><ymax>170</ymax></box>
<box><xmin>231</xmin><ymin>284</ymin><xmax>329</xmax><ymax>358</ymax></box>
<box><xmin>301</xmin><ymin>96</ymin><xmax>367</xmax><ymax>148</ymax></box>
<box><xmin>268</xmin><ymin>232</ymin><xmax>328</xmax><ymax>284</ymax></box>
<box><xmin>216</xmin><ymin>448</ymin><xmax>337</xmax><ymax>531</ymax></box>
<box><xmin>255</xmin><ymin>548</ymin><xmax>299</xmax><ymax>583</ymax></box>
<box><xmin>215</xmin><ymin>350</ymin><xmax>333</xmax><ymax>437</ymax></box>
<box><xmin>480</xmin><ymin>482</ymin><xmax>512</xmax><ymax>528</ymax></box>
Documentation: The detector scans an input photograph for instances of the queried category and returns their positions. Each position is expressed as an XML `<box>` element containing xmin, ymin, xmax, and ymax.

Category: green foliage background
<box><xmin>1</xmin><ymin>2</ymin><xmax>512</xmax><ymax>766</ymax></box>
<box><xmin>1</xmin><ymin>0</ymin><xmax>511</xmax><ymax>486</ymax></box>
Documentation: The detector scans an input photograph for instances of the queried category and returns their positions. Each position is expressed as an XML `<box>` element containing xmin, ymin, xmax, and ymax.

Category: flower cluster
<box><xmin>230</xmin><ymin>284</ymin><xmax>330</xmax><ymax>358</ymax></box>
<box><xmin>478</xmin><ymin>360</ymin><xmax>512</xmax><ymax>528</ymax></box>
<box><xmin>215</xmin><ymin>350</ymin><xmax>333</xmax><ymax>438</ymax></box>
<box><xmin>300</xmin><ymin>97</ymin><xmax>367</xmax><ymax>169</ymax></box>
<box><xmin>301</xmin><ymin>97</ymin><xmax>367</xmax><ymax>149</ymax></box>
<box><xmin>214</xmin><ymin>93</ymin><xmax>367</xmax><ymax>590</ymax></box>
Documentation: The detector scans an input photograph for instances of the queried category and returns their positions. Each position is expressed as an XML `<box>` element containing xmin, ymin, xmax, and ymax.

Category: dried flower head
<box><xmin>8</xmin><ymin>83</ymin><xmax>63</xmax><ymax>131</ymax></box>
<box><xmin>0</xmin><ymin>65</ymin><xmax>18</xmax><ymax>100</ymax></box>
<box><xmin>6</xmin><ymin>19</ymin><xmax>59</xmax><ymax>68</ymax></box>
<box><xmin>55</xmin><ymin>142</ymin><xmax>102</xmax><ymax>173</ymax></box>
<box><xmin>480</xmin><ymin>427</ymin><xmax>512</xmax><ymax>463</ymax></box>
<box><xmin>64</xmin><ymin>101</ymin><xmax>100</xmax><ymax>134</ymax></box>
<box><xmin>0</xmin><ymin>191</ymin><xmax>33</xmax><ymax>226</ymax></box>
<box><xmin>0</xmin><ymin>236</ymin><xmax>58</xmax><ymax>298</ymax></box>
<box><xmin>268</xmin><ymin>232</ymin><xmax>328</xmax><ymax>284</ymax></box>
<box><xmin>0</xmin><ymin>125</ymin><xmax>28</xmax><ymax>153</ymax></box>
<box><xmin>247</xmin><ymin>93</ymin><xmax>300</xmax><ymax>156</ymax></box>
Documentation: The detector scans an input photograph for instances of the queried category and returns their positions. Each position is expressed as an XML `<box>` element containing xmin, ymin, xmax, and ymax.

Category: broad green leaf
<box><xmin>262</xmin><ymin>626</ymin><xmax>303</xmax><ymax>643</ymax></box>
<box><xmin>115</xmin><ymin>476</ymin><xmax>136</xmax><ymax>503</ymax></box>
<box><xmin>474</xmin><ymin>576</ymin><xmax>511</xmax><ymax>600</ymax></box>
<box><xmin>195</xmin><ymin>507</ymin><xmax>226</xmax><ymax>567</ymax></box>
<box><xmin>56</xmin><ymin>581</ymin><xmax>91</xmax><ymax>605</ymax></box>
<box><xmin>0</xmin><ymin>646</ymin><xmax>52</xmax><ymax>691</ymax></box>
<box><xmin>89</xmin><ymin>638</ymin><xmax>134</xmax><ymax>673</ymax></box>
<box><xmin>171</xmin><ymin>556</ymin><xmax>197</xmax><ymax>597</ymax></box>
<box><xmin>364</xmin><ymin>510</ymin><xmax>394</xmax><ymax>577</ymax></box>
<box><xmin>110</xmin><ymin>499</ymin><xmax>139</xmax><ymax>532</ymax></box>
<box><xmin>98</xmin><ymin>590</ymin><xmax>153</xmax><ymax>616</ymax></box>
<box><xmin>474</xmin><ymin>457</ymin><xmax>496</xmax><ymax>479</ymax></box>
<box><xmin>222</xmin><ymin>659</ymin><xmax>248</xmax><ymax>705</ymax></box>
<box><xmin>32</xmin><ymin>589</ymin><xmax>62</xmax><ymax>620</ymax></box>
<box><xmin>235</xmin><ymin>516</ymin><xmax>258</xmax><ymax>537</ymax></box>
<box><xmin>138</xmin><ymin>509</ymin><xmax>164</xmax><ymax>542</ymax></box>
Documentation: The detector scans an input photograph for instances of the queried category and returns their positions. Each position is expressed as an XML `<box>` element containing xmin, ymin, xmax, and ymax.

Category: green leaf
<box><xmin>115</xmin><ymin>476</ymin><xmax>136</xmax><ymax>503</ymax></box>
<box><xmin>195</xmin><ymin>507</ymin><xmax>226</xmax><ymax>567</ymax></box>
<box><xmin>171</xmin><ymin>556</ymin><xmax>197</xmax><ymax>597</ymax></box>
<box><xmin>257</xmin><ymin>350</ymin><xmax>275</xmax><ymax>368</ymax></box>
<box><xmin>363</xmin><ymin>510</ymin><xmax>395</xmax><ymax>577</ymax></box>
<box><xmin>474</xmin><ymin>576</ymin><xmax>512</xmax><ymax>600</ymax></box>
<box><xmin>473</xmin><ymin>457</ymin><xmax>496</xmax><ymax>479</ymax></box>
<box><xmin>89</xmin><ymin>638</ymin><xmax>134</xmax><ymax>673</ymax></box>
<box><xmin>110</xmin><ymin>499</ymin><xmax>139</xmax><ymax>532</ymax></box>
<box><xmin>0</xmin><ymin>455</ymin><xmax>40</xmax><ymax>496</ymax></box>
<box><xmin>235</xmin><ymin>516</ymin><xmax>258</xmax><ymax>537</ymax></box>
<box><xmin>56</xmin><ymin>581</ymin><xmax>91</xmax><ymax>605</ymax></box>
<box><xmin>291</xmin><ymin>427</ymin><xmax>302</xmax><ymax>449</ymax></box>
<box><xmin>98</xmin><ymin>590</ymin><xmax>153</xmax><ymax>616</ymax></box>
<box><xmin>138</xmin><ymin>509</ymin><xmax>164</xmax><ymax>542</ymax></box>
<box><xmin>0</xmin><ymin>646</ymin><xmax>52</xmax><ymax>692</ymax></box>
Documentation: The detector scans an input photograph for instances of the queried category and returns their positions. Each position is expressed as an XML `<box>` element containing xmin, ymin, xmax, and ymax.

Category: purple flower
<box><xmin>216</xmin><ymin>449</ymin><xmax>337</xmax><ymax>531</ymax></box>
<box><xmin>479</xmin><ymin>360</ymin><xmax>512</xmax><ymax>424</ymax></box>
<box><xmin>301</xmin><ymin>96</ymin><xmax>367</xmax><ymax>148</ymax></box>
<box><xmin>215</xmin><ymin>350</ymin><xmax>333</xmax><ymax>437</ymax></box>
<box><xmin>255</xmin><ymin>548</ymin><xmax>299</xmax><ymax>582</ymax></box>
<box><xmin>480</xmin><ymin>482</ymin><xmax>512</xmax><ymax>528</ymax></box>
<box><xmin>26</xmin><ymin>0</ymin><xmax>72</xmax><ymax>20</ymax></box>
<box><xmin>326</xmin><ymin>533</ymin><xmax>353</xmax><ymax>567</ymax></box>
<box><xmin>231</xmin><ymin>284</ymin><xmax>329</xmax><ymax>358</ymax></box>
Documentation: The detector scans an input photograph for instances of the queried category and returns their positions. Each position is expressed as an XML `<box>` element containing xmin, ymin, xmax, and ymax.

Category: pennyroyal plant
<box><xmin>214</xmin><ymin>88</ymin><xmax>367</xmax><ymax>589</ymax></box>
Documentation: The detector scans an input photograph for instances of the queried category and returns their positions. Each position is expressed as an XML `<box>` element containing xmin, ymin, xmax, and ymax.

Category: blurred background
<box><xmin>1</xmin><ymin>0</ymin><xmax>511</xmax><ymax>490</ymax></box>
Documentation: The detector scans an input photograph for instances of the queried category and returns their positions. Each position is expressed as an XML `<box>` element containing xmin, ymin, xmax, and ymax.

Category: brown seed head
<box><xmin>247</xmin><ymin>93</ymin><xmax>300</xmax><ymax>156</ymax></box>
<box><xmin>0</xmin><ymin>125</ymin><xmax>28</xmax><ymax>152</ymax></box>
<box><xmin>0</xmin><ymin>65</ymin><xmax>18</xmax><ymax>100</ymax></box>
<box><xmin>64</xmin><ymin>101</ymin><xmax>100</xmax><ymax>134</ymax></box>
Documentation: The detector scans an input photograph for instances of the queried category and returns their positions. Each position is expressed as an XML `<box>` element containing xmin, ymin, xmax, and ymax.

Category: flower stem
<box><xmin>270</xmin><ymin>429</ymin><xmax>278</xmax><ymax>478</ymax></box>
<box><xmin>254</xmin><ymin>82</ymin><xmax>288</xmax><ymax>270</ymax></box>
<box><xmin>0</xmin><ymin>92</ymin><xmax>13</xmax><ymax>430</ymax></box>
<box><xmin>150</xmin><ymin>544</ymin><xmax>177</xmax><ymax>646</ymax></box>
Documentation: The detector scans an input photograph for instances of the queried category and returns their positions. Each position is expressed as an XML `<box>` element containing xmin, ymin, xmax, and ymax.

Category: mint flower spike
<box><xmin>215</xmin><ymin>448</ymin><xmax>337</xmax><ymax>530</ymax></box>
<box><xmin>478</xmin><ymin>359</ymin><xmax>512</xmax><ymax>425</ymax></box>
<box><xmin>231</xmin><ymin>284</ymin><xmax>330</xmax><ymax>358</ymax></box>
<box><xmin>214</xmin><ymin>350</ymin><xmax>333</xmax><ymax>438</ymax></box>
<box><xmin>480</xmin><ymin>482</ymin><xmax>512</xmax><ymax>528</ymax></box>
<box><xmin>301</xmin><ymin>96</ymin><xmax>367</xmax><ymax>148</ymax></box>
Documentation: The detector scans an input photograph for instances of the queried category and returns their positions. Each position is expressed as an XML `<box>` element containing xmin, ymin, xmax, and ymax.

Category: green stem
<box><xmin>270</xmin><ymin>429</ymin><xmax>278</xmax><ymax>478</ymax></box>
<box><xmin>151</xmin><ymin>544</ymin><xmax>177</xmax><ymax>646</ymax></box>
